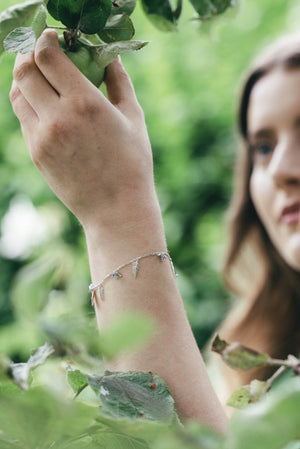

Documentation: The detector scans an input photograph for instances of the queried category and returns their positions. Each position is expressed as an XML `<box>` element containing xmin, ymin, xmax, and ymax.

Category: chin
<box><xmin>281</xmin><ymin>236</ymin><xmax>300</xmax><ymax>271</ymax></box>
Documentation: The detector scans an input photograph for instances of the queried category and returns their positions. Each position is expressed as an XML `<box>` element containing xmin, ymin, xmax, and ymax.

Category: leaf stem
<box><xmin>263</xmin><ymin>365</ymin><xmax>287</xmax><ymax>393</ymax></box>
<box><xmin>268</xmin><ymin>355</ymin><xmax>300</xmax><ymax>369</ymax></box>
<box><xmin>47</xmin><ymin>25</ymin><xmax>68</xmax><ymax>30</ymax></box>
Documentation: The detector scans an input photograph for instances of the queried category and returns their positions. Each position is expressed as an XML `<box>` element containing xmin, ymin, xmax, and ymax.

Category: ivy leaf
<box><xmin>211</xmin><ymin>334</ymin><xmax>270</xmax><ymax>370</ymax></box>
<box><xmin>58</xmin><ymin>0</ymin><xmax>111</xmax><ymax>34</ymax></box>
<box><xmin>87</xmin><ymin>370</ymin><xmax>177</xmax><ymax>424</ymax></box>
<box><xmin>4</xmin><ymin>26</ymin><xmax>36</xmax><ymax>53</ymax></box>
<box><xmin>80</xmin><ymin>39</ymin><xmax>148</xmax><ymax>69</ymax></box>
<box><xmin>98</xmin><ymin>13</ymin><xmax>135</xmax><ymax>43</ymax></box>
<box><xmin>189</xmin><ymin>0</ymin><xmax>233</xmax><ymax>20</ymax></box>
<box><xmin>10</xmin><ymin>342</ymin><xmax>55</xmax><ymax>390</ymax></box>
<box><xmin>110</xmin><ymin>0</ymin><xmax>137</xmax><ymax>16</ymax></box>
<box><xmin>141</xmin><ymin>0</ymin><xmax>177</xmax><ymax>31</ymax></box>
<box><xmin>0</xmin><ymin>0</ymin><xmax>43</xmax><ymax>55</ymax></box>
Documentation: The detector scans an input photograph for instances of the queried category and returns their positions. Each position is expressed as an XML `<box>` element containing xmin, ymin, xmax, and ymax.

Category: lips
<box><xmin>281</xmin><ymin>203</ymin><xmax>300</xmax><ymax>225</ymax></box>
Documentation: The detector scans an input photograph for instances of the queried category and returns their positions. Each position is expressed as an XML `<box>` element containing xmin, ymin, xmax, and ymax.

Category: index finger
<box><xmin>34</xmin><ymin>30</ymin><xmax>108</xmax><ymax>102</ymax></box>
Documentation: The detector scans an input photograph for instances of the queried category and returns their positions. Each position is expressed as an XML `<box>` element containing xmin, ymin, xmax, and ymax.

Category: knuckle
<box><xmin>72</xmin><ymin>94</ymin><xmax>100</xmax><ymax>117</ymax></box>
<box><xmin>13</xmin><ymin>61</ymin><xmax>34</xmax><ymax>82</ymax></box>
<box><xmin>9</xmin><ymin>86</ymin><xmax>21</xmax><ymax>103</ymax></box>
<box><xmin>35</xmin><ymin>44</ymin><xmax>56</xmax><ymax>67</ymax></box>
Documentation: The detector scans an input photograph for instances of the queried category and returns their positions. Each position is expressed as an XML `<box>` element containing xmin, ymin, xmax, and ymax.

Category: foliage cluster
<box><xmin>0</xmin><ymin>0</ymin><xmax>299</xmax><ymax>345</ymax></box>
<box><xmin>0</xmin><ymin>302</ymin><xmax>299</xmax><ymax>448</ymax></box>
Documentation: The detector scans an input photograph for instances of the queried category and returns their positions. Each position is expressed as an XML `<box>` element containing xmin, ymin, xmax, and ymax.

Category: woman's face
<box><xmin>248</xmin><ymin>68</ymin><xmax>300</xmax><ymax>270</ymax></box>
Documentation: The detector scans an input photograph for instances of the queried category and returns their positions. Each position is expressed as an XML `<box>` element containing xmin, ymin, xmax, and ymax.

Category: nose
<box><xmin>269</xmin><ymin>137</ymin><xmax>300</xmax><ymax>187</ymax></box>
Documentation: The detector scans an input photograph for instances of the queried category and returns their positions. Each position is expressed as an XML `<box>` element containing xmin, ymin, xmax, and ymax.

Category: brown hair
<box><xmin>219</xmin><ymin>33</ymin><xmax>300</xmax><ymax>388</ymax></box>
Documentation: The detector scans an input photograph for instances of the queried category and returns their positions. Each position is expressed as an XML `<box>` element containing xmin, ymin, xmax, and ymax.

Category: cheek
<box><xmin>249</xmin><ymin>169</ymin><xmax>273</xmax><ymax>225</ymax></box>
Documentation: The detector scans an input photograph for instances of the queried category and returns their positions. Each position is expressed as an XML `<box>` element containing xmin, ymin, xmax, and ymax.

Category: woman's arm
<box><xmin>10</xmin><ymin>29</ymin><xmax>227</xmax><ymax>433</ymax></box>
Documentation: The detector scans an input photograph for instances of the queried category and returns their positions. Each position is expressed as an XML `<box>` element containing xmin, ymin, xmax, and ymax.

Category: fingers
<box><xmin>105</xmin><ymin>56</ymin><xmax>143</xmax><ymax>120</ymax></box>
<box><xmin>9</xmin><ymin>81</ymin><xmax>38</xmax><ymax>142</ymax></box>
<box><xmin>34</xmin><ymin>29</ymin><xmax>97</xmax><ymax>98</ymax></box>
<box><xmin>13</xmin><ymin>51</ymin><xmax>59</xmax><ymax>118</ymax></box>
<box><xmin>10</xmin><ymin>81</ymin><xmax>38</xmax><ymax>124</ymax></box>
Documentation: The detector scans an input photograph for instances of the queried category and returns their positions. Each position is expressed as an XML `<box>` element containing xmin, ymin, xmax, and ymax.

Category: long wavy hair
<box><xmin>219</xmin><ymin>33</ymin><xmax>300</xmax><ymax>389</ymax></box>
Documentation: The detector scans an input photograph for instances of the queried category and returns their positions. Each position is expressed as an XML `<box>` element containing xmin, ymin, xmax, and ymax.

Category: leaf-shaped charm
<box><xmin>99</xmin><ymin>285</ymin><xmax>104</xmax><ymax>301</ymax></box>
<box><xmin>132</xmin><ymin>259</ymin><xmax>140</xmax><ymax>278</ymax></box>
<box><xmin>157</xmin><ymin>252</ymin><xmax>167</xmax><ymax>261</ymax></box>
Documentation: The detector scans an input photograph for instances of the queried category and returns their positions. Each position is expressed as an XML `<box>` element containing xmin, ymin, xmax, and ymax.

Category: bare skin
<box><xmin>10</xmin><ymin>29</ymin><xmax>227</xmax><ymax>433</ymax></box>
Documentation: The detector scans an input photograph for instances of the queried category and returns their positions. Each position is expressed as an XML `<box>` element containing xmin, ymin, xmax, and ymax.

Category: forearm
<box><xmin>84</xmin><ymin>195</ymin><xmax>227</xmax><ymax>434</ymax></box>
<box><xmin>10</xmin><ymin>32</ymin><xmax>227</xmax><ymax>434</ymax></box>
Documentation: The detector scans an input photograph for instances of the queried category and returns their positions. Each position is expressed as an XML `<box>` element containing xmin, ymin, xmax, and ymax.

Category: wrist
<box><xmin>83</xmin><ymin>194</ymin><xmax>168</xmax><ymax>283</ymax></box>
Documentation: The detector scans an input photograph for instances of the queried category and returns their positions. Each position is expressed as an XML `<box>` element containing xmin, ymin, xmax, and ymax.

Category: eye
<box><xmin>249</xmin><ymin>141</ymin><xmax>274</xmax><ymax>163</ymax></box>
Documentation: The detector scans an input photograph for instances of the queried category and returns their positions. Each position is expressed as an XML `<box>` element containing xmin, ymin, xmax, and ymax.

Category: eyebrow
<box><xmin>248</xmin><ymin>128</ymin><xmax>274</xmax><ymax>141</ymax></box>
<box><xmin>248</xmin><ymin>115</ymin><xmax>300</xmax><ymax>140</ymax></box>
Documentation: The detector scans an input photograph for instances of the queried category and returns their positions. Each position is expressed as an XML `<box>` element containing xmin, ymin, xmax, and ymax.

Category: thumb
<box><xmin>104</xmin><ymin>56</ymin><xmax>141</xmax><ymax>118</ymax></box>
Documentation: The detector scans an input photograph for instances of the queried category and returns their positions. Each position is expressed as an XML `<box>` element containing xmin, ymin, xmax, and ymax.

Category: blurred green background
<box><xmin>0</xmin><ymin>0</ymin><xmax>299</xmax><ymax>359</ymax></box>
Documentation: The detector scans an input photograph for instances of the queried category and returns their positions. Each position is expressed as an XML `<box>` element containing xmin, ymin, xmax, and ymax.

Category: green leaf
<box><xmin>0</xmin><ymin>0</ymin><xmax>43</xmax><ymax>55</ymax></box>
<box><xmin>87</xmin><ymin>370</ymin><xmax>176</xmax><ymax>424</ymax></box>
<box><xmin>189</xmin><ymin>0</ymin><xmax>233</xmax><ymax>20</ymax></box>
<box><xmin>85</xmin><ymin>40</ymin><xmax>148</xmax><ymax>69</ymax></box>
<box><xmin>211</xmin><ymin>335</ymin><xmax>270</xmax><ymax>370</ymax></box>
<box><xmin>58</xmin><ymin>0</ymin><xmax>111</xmax><ymax>34</ymax></box>
<box><xmin>0</xmin><ymin>387</ymin><xmax>97</xmax><ymax>448</ymax></box>
<box><xmin>98</xmin><ymin>311</ymin><xmax>155</xmax><ymax>360</ymax></box>
<box><xmin>226</xmin><ymin>378</ymin><xmax>300</xmax><ymax>449</ymax></box>
<box><xmin>141</xmin><ymin>0</ymin><xmax>177</xmax><ymax>31</ymax></box>
<box><xmin>227</xmin><ymin>380</ymin><xmax>267</xmax><ymax>409</ymax></box>
<box><xmin>10</xmin><ymin>342</ymin><xmax>54</xmax><ymax>390</ymax></box>
<box><xmin>31</xmin><ymin>4</ymin><xmax>47</xmax><ymax>38</ymax></box>
<box><xmin>110</xmin><ymin>0</ymin><xmax>137</xmax><ymax>16</ymax></box>
<box><xmin>98</xmin><ymin>13</ymin><xmax>135</xmax><ymax>43</ymax></box>
<box><xmin>4</xmin><ymin>26</ymin><xmax>36</xmax><ymax>53</ymax></box>
<box><xmin>67</xmin><ymin>369</ymin><xmax>88</xmax><ymax>395</ymax></box>
<box><xmin>174</xmin><ymin>0</ymin><xmax>182</xmax><ymax>19</ymax></box>
<box><xmin>46</xmin><ymin>0</ymin><xmax>60</xmax><ymax>21</ymax></box>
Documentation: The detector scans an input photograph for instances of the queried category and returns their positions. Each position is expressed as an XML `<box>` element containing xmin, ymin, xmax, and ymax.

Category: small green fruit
<box><xmin>59</xmin><ymin>36</ymin><xmax>105</xmax><ymax>88</ymax></box>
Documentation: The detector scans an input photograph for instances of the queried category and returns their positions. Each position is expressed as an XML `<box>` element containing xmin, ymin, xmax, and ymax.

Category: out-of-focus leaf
<box><xmin>141</xmin><ymin>0</ymin><xmax>177</xmax><ymax>31</ymax></box>
<box><xmin>189</xmin><ymin>0</ymin><xmax>233</xmax><ymax>20</ymax></box>
<box><xmin>0</xmin><ymin>0</ymin><xmax>42</xmax><ymax>54</ymax></box>
<box><xmin>225</xmin><ymin>378</ymin><xmax>300</xmax><ymax>449</ymax></box>
<box><xmin>10</xmin><ymin>342</ymin><xmax>54</xmax><ymax>390</ymax></box>
<box><xmin>30</xmin><ymin>4</ymin><xmax>47</xmax><ymax>38</ymax></box>
<box><xmin>110</xmin><ymin>0</ymin><xmax>136</xmax><ymax>16</ymax></box>
<box><xmin>212</xmin><ymin>335</ymin><xmax>270</xmax><ymax>370</ymax></box>
<box><xmin>67</xmin><ymin>369</ymin><xmax>88</xmax><ymax>395</ymax></box>
<box><xmin>227</xmin><ymin>379</ymin><xmax>267</xmax><ymax>409</ymax></box>
<box><xmin>0</xmin><ymin>387</ymin><xmax>97</xmax><ymax>448</ymax></box>
<box><xmin>4</xmin><ymin>26</ymin><xmax>36</xmax><ymax>53</ymax></box>
<box><xmin>98</xmin><ymin>13</ymin><xmax>135</xmax><ymax>43</ymax></box>
<box><xmin>87</xmin><ymin>370</ymin><xmax>176</xmax><ymax>424</ymax></box>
